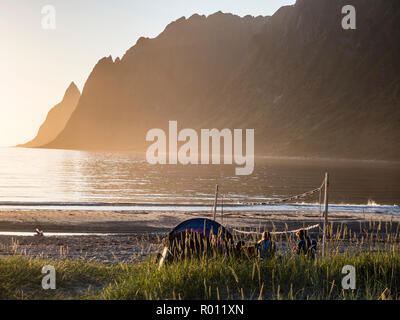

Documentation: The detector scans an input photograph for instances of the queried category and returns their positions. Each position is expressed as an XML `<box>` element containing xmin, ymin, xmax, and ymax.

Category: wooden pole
<box><xmin>213</xmin><ymin>184</ymin><xmax>219</xmax><ymax>221</ymax></box>
<box><xmin>322</xmin><ymin>172</ymin><xmax>329</xmax><ymax>257</ymax></box>
<box><xmin>221</xmin><ymin>195</ymin><xmax>224</xmax><ymax>224</ymax></box>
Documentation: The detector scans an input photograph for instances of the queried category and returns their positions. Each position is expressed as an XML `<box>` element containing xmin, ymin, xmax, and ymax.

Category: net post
<box><xmin>221</xmin><ymin>195</ymin><xmax>224</xmax><ymax>225</ymax></box>
<box><xmin>322</xmin><ymin>172</ymin><xmax>329</xmax><ymax>257</ymax></box>
<box><xmin>213</xmin><ymin>184</ymin><xmax>219</xmax><ymax>221</ymax></box>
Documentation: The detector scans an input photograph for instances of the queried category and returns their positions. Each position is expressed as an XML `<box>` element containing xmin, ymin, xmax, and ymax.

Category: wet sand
<box><xmin>0</xmin><ymin>209</ymin><xmax>399</xmax><ymax>262</ymax></box>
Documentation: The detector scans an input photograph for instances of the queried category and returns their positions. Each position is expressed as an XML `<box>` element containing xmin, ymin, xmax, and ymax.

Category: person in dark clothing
<box><xmin>295</xmin><ymin>229</ymin><xmax>317</xmax><ymax>258</ymax></box>
<box><xmin>257</xmin><ymin>231</ymin><xmax>276</xmax><ymax>259</ymax></box>
<box><xmin>236</xmin><ymin>240</ymin><xmax>245</xmax><ymax>251</ymax></box>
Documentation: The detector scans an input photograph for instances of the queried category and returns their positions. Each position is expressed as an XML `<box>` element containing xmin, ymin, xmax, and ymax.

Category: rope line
<box><xmin>238</xmin><ymin>186</ymin><xmax>322</xmax><ymax>206</ymax></box>
<box><xmin>231</xmin><ymin>223</ymin><xmax>320</xmax><ymax>235</ymax></box>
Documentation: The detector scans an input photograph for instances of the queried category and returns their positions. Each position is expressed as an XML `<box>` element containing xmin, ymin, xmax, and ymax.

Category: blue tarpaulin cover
<box><xmin>171</xmin><ymin>218</ymin><xmax>232</xmax><ymax>240</ymax></box>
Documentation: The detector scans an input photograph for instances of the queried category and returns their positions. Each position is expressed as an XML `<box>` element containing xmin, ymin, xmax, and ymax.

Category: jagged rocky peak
<box><xmin>41</xmin><ymin>1</ymin><xmax>400</xmax><ymax>160</ymax></box>
<box><xmin>18</xmin><ymin>81</ymin><xmax>81</xmax><ymax>148</ymax></box>
<box><xmin>65</xmin><ymin>81</ymin><xmax>80</xmax><ymax>96</ymax></box>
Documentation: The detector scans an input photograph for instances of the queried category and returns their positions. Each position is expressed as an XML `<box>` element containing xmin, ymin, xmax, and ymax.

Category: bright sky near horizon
<box><xmin>0</xmin><ymin>0</ymin><xmax>295</xmax><ymax>147</ymax></box>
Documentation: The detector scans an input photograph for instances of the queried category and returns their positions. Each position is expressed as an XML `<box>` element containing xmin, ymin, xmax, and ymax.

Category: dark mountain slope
<box><xmin>45</xmin><ymin>13</ymin><xmax>269</xmax><ymax>151</ymax></box>
<box><xmin>45</xmin><ymin>0</ymin><xmax>400</xmax><ymax>160</ymax></box>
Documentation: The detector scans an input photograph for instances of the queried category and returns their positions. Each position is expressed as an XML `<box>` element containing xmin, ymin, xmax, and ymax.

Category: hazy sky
<box><xmin>0</xmin><ymin>0</ymin><xmax>295</xmax><ymax>147</ymax></box>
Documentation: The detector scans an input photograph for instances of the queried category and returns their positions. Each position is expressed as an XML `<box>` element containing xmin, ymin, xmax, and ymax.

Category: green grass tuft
<box><xmin>1</xmin><ymin>250</ymin><xmax>400</xmax><ymax>300</ymax></box>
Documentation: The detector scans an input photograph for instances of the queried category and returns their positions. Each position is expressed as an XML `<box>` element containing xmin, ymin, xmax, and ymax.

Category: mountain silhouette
<box><xmin>19</xmin><ymin>82</ymin><xmax>80</xmax><ymax>148</ymax></box>
<box><xmin>39</xmin><ymin>0</ymin><xmax>399</xmax><ymax>160</ymax></box>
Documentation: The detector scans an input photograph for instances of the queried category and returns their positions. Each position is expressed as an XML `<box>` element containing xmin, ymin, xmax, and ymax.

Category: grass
<box><xmin>1</xmin><ymin>250</ymin><xmax>400</xmax><ymax>300</ymax></box>
<box><xmin>1</xmin><ymin>220</ymin><xmax>399</xmax><ymax>300</ymax></box>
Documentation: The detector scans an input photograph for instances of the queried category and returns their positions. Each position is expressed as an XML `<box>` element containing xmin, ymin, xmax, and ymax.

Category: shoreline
<box><xmin>0</xmin><ymin>209</ymin><xmax>399</xmax><ymax>263</ymax></box>
<box><xmin>0</xmin><ymin>210</ymin><xmax>400</xmax><ymax>234</ymax></box>
<box><xmin>0</xmin><ymin>209</ymin><xmax>399</xmax><ymax>233</ymax></box>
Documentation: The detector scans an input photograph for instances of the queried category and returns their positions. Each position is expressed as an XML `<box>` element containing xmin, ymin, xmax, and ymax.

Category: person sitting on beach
<box><xmin>34</xmin><ymin>228</ymin><xmax>44</xmax><ymax>237</ymax></box>
<box><xmin>235</xmin><ymin>240</ymin><xmax>245</xmax><ymax>251</ymax></box>
<box><xmin>294</xmin><ymin>229</ymin><xmax>317</xmax><ymax>258</ymax></box>
<box><xmin>232</xmin><ymin>240</ymin><xmax>247</xmax><ymax>257</ymax></box>
<box><xmin>257</xmin><ymin>231</ymin><xmax>275</xmax><ymax>259</ymax></box>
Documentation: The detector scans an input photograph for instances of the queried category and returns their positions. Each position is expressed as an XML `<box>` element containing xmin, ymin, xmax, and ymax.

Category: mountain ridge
<box><xmin>30</xmin><ymin>0</ymin><xmax>400</xmax><ymax>161</ymax></box>
<box><xmin>18</xmin><ymin>82</ymin><xmax>80</xmax><ymax>148</ymax></box>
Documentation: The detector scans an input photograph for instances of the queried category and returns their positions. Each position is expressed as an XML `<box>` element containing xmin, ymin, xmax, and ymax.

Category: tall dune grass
<box><xmin>0</xmin><ymin>220</ymin><xmax>399</xmax><ymax>300</ymax></box>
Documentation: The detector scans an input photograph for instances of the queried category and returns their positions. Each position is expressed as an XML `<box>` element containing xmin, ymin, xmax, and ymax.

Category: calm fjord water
<box><xmin>0</xmin><ymin>147</ymin><xmax>399</xmax><ymax>208</ymax></box>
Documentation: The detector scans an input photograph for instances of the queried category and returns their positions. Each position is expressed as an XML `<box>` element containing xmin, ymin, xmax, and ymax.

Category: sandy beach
<box><xmin>0</xmin><ymin>209</ymin><xmax>399</xmax><ymax>263</ymax></box>
<box><xmin>0</xmin><ymin>209</ymin><xmax>399</xmax><ymax>233</ymax></box>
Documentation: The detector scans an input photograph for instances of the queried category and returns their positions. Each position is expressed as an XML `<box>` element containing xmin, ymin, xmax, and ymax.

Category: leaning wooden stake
<box><xmin>322</xmin><ymin>172</ymin><xmax>329</xmax><ymax>257</ymax></box>
<box><xmin>221</xmin><ymin>195</ymin><xmax>224</xmax><ymax>224</ymax></box>
<box><xmin>213</xmin><ymin>184</ymin><xmax>219</xmax><ymax>221</ymax></box>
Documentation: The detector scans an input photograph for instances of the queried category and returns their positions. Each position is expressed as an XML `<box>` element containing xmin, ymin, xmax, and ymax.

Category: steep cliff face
<box><xmin>19</xmin><ymin>82</ymin><xmax>80</xmax><ymax>148</ymax></box>
<box><xmin>221</xmin><ymin>0</ymin><xmax>400</xmax><ymax>159</ymax></box>
<box><xmin>45</xmin><ymin>12</ymin><xmax>270</xmax><ymax>151</ymax></box>
<box><xmin>45</xmin><ymin>0</ymin><xmax>400</xmax><ymax>160</ymax></box>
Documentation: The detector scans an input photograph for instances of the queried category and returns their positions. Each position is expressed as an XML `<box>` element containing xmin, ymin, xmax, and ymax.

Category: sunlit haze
<box><xmin>0</xmin><ymin>0</ymin><xmax>295</xmax><ymax>147</ymax></box>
